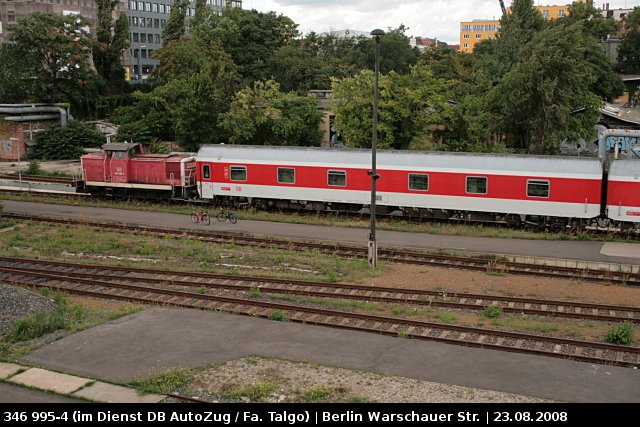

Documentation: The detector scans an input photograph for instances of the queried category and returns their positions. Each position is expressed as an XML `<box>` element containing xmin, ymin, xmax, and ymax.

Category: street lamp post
<box><xmin>368</xmin><ymin>29</ymin><xmax>385</xmax><ymax>269</ymax></box>
<box><xmin>10</xmin><ymin>137</ymin><xmax>22</xmax><ymax>191</ymax></box>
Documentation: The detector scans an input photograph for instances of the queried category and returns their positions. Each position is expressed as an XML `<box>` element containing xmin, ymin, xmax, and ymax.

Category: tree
<box><xmin>218</xmin><ymin>80</ymin><xmax>323</xmax><ymax>146</ymax></box>
<box><xmin>196</xmin><ymin>8</ymin><xmax>299</xmax><ymax>83</ymax></box>
<box><xmin>267</xmin><ymin>45</ymin><xmax>334</xmax><ymax>93</ymax></box>
<box><xmin>3</xmin><ymin>13</ymin><xmax>98</xmax><ymax>106</ymax></box>
<box><xmin>163</xmin><ymin>0</ymin><xmax>189</xmax><ymax>45</ymax></box>
<box><xmin>488</xmin><ymin>24</ymin><xmax>603</xmax><ymax>154</ymax></box>
<box><xmin>330</xmin><ymin>64</ymin><xmax>455</xmax><ymax>150</ymax></box>
<box><xmin>617</xmin><ymin>7</ymin><xmax>640</xmax><ymax>73</ymax></box>
<box><xmin>93</xmin><ymin>0</ymin><xmax>130</xmax><ymax>94</ymax></box>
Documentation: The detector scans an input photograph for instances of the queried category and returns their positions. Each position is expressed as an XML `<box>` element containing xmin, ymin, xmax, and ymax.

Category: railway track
<box><xmin>2</xmin><ymin>258</ymin><xmax>639</xmax><ymax>368</ymax></box>
<box><xmin>4</xmin><ymin>213</ymin><xmax>640</xmax><ymax>286</ymax></box>
<box><xmin>0</xmin><ymin>174</ymin><xmax>75</xmax><ymax>185</ymax></box>
<box><xmin>1</xmin><ymin>257</ymin><xmax>639</xmax><ymax>324</ymax></box>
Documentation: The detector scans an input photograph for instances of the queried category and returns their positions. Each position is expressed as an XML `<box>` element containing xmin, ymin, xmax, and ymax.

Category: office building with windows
<box><xmin>0</xmin><ymin>1</ymin><xmax>242</xmax><ymax>80</ymax></box>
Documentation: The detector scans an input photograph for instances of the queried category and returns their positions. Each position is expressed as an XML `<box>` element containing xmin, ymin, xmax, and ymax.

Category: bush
<box><xmin>26</xmin><ymin>160</ymin><xmax>42</xmax><ymax>175</ymax></box>
<box><xmin>36</xmin><ymin>121</ymin><xmax>105</xmax><ymax>160</ymax></box>
<box><xmin>483</xmin><ymin>305</ymin><xmax>503</xmax><ymax>319</ymax></box>
<box><xmin>604</xmin><ymin>321</ymin><xmax>634</xmax><ymax>345</ymax></box>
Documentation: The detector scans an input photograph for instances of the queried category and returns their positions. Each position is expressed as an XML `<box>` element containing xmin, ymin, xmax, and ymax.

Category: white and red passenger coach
<box><xmin>195</xmin><ymin>145</ymin><xmax>604</xmax><ymax>227</ymax></box>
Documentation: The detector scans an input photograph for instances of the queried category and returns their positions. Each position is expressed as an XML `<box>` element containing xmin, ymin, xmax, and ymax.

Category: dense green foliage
<box><xmin>36</xmin><ymin>122</ymin><xmax>105</xmax><ymax>160</ymax></box>
<box><xmin>0</xmin><ymin>4</ymin><xmax>628</xmax><ymax>155</ymax></box>
<box><xmin>617</xmin><ymin>7</ymin><xmax>640</xmax><ymax>74</ymax></box>
<box><xmin>93</xmin><ymin>0</ymin><xmax>130</xmax><ymax>93</ymax></box>
<box><xmin>0</xmin><ymin>13</ymin><xmax>97</xmax><ymax>109</ymax></box>
<box><xmin>219</xmin><ymin>80</ymin><xmax>323</xmax><ymax>146</ymax></box>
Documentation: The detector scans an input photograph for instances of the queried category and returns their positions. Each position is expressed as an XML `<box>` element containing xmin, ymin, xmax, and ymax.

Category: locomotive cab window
<box><xmin>230</xmin><ymin>166</ymin><xmax>247</xmax><ymax>181</ymax></box>
<box><xmin>203</xmin><ymin>165</ymin><xmax>210</xmax><ymax>180</ymax></box>
<box><xmin>466</xmin><ymin>176</ymin><xmax>487</xmax><ymax>194</ymax></box>
<box><xmin>278</xmin><ymin>168</ymin><xmax>295</xmax><ymax>184</ymax></box>
<box><xmin>409</xmin><ymin>174</ymin><xmax>429</xmax><ymax>191</ymax></box>
<box><xmin>527</xmin><ymin>180</ymin><xmax>550</xmax><ymax>198</ymax></box>
<box><xmin>328</xmin><ymin>170</ymin><xmax>346</xmax><ymax>187</ymax></box>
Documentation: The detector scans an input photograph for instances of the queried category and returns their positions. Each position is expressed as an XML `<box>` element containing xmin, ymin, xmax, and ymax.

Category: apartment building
<box><xmin>459</xmin><ymin>2</ymin><xmax>582</xmax><ymax>53</ymax></box>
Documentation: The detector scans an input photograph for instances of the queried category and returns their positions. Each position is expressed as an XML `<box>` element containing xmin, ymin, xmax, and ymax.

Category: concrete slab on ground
<box><xmin>72</xmin><ymin>381</ymin><xmax>165</xmax><ymax>403</ymax></box>
<box><xmin>10</xmin><ymin>367</ymin><xmax>92</xmax><ymax>394</ymax></box>
<box><xmin>23</xmin><ymin>308</ymin><xmax>640</xmax><ymax>403</ymax></box>
<box><xmin>0</xmin><ymin>383</ymin><xmax>82</xmax><ymax>403</ymax></box>
<box><xmin>0</xmin><ymin>362</ymin><xmax>24</xmax><ymax>379</ymax></box>
<box><xmin>600</xmin><ymin>242</ymin><xmax>640</xmax><ymax>258</ymax></box>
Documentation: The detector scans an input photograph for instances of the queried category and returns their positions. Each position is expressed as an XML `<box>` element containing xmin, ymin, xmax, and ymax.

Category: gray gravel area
<box><xmin>0</xmin><ymin>285</ymin><xmax>55</xmax><ymax>335</ymax></box>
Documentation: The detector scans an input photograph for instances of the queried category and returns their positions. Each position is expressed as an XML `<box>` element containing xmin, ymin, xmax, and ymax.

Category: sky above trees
<box><xmin>253</xmin><ymin>0</ymin><xmax>637</xmax><ymax>44</ymax></box>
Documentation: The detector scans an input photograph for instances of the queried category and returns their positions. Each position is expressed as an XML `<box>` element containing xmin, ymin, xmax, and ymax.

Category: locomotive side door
<box><xmin>109</xmin><ymin>149</ymin><xmax>130</xmax><ymax>183</ymax></box>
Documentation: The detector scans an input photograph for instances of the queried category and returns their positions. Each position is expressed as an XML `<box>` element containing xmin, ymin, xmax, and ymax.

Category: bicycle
<box><xmin>190</xmin><ymin>208</ymin><xmax>211</xmax><ymax>225</ymax></box>
<box><xmin>216</xmin><ymin>209</ymin><xmax>237</xmax><ymax>224</ymax></box>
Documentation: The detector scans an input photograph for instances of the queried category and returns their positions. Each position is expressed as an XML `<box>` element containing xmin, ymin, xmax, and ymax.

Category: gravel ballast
<box><xmin>0</xmin><ymin>285</ymin><xmax>55</xmax><ymax>335</ymax></box>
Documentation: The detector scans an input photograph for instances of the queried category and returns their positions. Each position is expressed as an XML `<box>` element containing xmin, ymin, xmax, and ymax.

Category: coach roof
<box><xmin>197</xmin><ymin>145</ymin><xmax>603</xmax><ymax>176</ymax></box>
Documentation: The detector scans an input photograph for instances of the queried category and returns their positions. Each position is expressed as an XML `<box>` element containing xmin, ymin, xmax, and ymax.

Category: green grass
<box><xmin>0</xmin><ymin>221</ymin><xmax>380</xmax><ymax>285</ymax></box>
<box><xmin>302</xmin><ymin>385</ymin><xmax>333</xmax><ymax>402</ymax></box>
<box><xmin>0</xmin><ymin>291</ymin><xmax>142</xmax><ymax>360</ymax></box>
<box><xmin>267</xmin><ymin>310</ymin><xmax>288</xmax><ymax>322</ymax></box>
<box><xmin>219</xmin><ymin>381</ymin><xmax>278</xmax><ymax>402</ymax></box>
<box><xmin>130</xmin><ymin>368</ymin><xmax>194</xmax><ymax>394</ymax></box>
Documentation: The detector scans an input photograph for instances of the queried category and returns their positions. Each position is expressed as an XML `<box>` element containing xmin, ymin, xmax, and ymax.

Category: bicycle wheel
<box><xmin>190</xmin><ymin>213</ymin><xmax>199</xmax><ymax>223</ymax></box>
<box><xmin>202</xmin><ymin>214</ymin><xmax>211</xmax><ymax>225</ymax></box>
<box><xmin>228</xmin><ymin>213</ymin><xmax>237</xmax><ymax>224</ymax></box>
<box><xmin>216</xmin><ymin>211</ymin><xmax>226</xmax><ymax>222</ymax></box>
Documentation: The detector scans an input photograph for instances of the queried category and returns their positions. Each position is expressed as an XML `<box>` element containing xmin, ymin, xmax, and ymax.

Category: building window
<box><xmin>8</xmin><ymin>11</ymin><xmax>16</xmax><ymax>22</ymax></box>
<box><xmin>203</xmin><ymin>165</ymin><xmax>210</xmax><ymax>180</ymax></box>
<box><xmin>230</xmin><ymin>166</ymin><xmax>247</xmax><ymax>181</ymax></box>
<box><xmin>463</xmin><ymin>34</ymin><xmax>470</xmax><ymax>39</ymax></box>
<box><xmin>277</xmin><ymin>168</ymin><xmax>295</xmax><ymax>184</ymax></box>
<box><xmin>154</xmin><ymin>34</ymin><xmax>160</xmax><ymax>44</ymax></box>
<box><xmin>154</xmin><ymin>18</ymin><xmax>159</xmax><ymax>28</ymax></box>
<box><xmin>558</xmin><ymin>10</ymin><xmax>565</xmax><ymax>17</ymax></box>
<box><xmin>542</xmin><ymin>10</ymin><xmax>549</xmax><ymax>18</ymax></box>
<box><xmin>129</xmin><ymin>0</ymin><xmax>136</xmax><ymax>10</ymax></box>
<box><xmin>152</xmin><ymin>3</ymin><xmax>158</xmax><ymax>13</ymax></box>
<box><xmin>527</xmin><ymin>180</ymin><xmax>550</xmax><ymax>198</ymax></box>
<box><xmin>140</xmin><ymin>33</ymin><xmax>146</xmax><ymax>43</ymax></box>
<box><xmin>463</xmin><ymin>43</ymin><xmax>469</xmax><ymax>49</ymax></box>
<box><xmin>475</xmin><ymin>34</ymin><xmax>482</xmax><ymax>39</ymax></box>
<box><xmin>408</xmin><ymin>174</ymin><xmax>429</xmax><ymax>191</ymax></box>
<box><xmin>466</xmin><ymin>177</ymin><xmax>487</xmax><ymax>194</ymax></box>
<box><xmin>328</xmin><ymin>170</ymin><xmax>346</xmax><ymax>187</ymax></box>
<box><xmin>132</xmin><ymin>33</ymin><xmax>139</xmax><ymax>42</ymax></box>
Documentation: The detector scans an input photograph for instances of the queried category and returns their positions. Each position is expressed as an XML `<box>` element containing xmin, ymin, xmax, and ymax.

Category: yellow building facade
<box><xmin>459</xmin><ymin>2</ymin><xmax>583</xmax><ymax>53</ymax></box>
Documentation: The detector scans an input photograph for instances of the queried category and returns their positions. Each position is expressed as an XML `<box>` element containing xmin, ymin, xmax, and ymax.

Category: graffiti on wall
<box><xmin>606</xmin><ymin>136</ymin><xmax>639</xmax><ymax>153</ymax></box>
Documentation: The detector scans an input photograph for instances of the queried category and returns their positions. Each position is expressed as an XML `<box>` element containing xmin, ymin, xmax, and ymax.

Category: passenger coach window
<box><xmin>527</xmin><ymin>180</ymin><xmax>550</xmax><ymax>198</ymax></box>
<box><xmin>230</xmin><ymin>166</ymin><xmax>247</xmax><ymax>181</ymax></box>
<box><xmin>409</xmin><ymin>174</ymin><xmax>429</xmax><ymax>191</ymax></box>
<box><xmin>278</xmin><ymin>168</ymin><xmax>295</xmax><ymax>184</ymax></box>
<box><xmin>203</xmin><ymin>165</ymin><xmax>210</xmax><ymax>180</ymax></box>
<box><xmin>466</xmin><ymin>177</ymin><xmax>487</xmax><ymax>194</ymax></box>
<box><xmin>328</xmin><ymin>170</ymin><xmax>346</xmax><ymax>186</ymax></box>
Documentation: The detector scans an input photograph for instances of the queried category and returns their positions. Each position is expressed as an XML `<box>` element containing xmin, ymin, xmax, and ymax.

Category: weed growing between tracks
<box><xmin>0</xmin><ymin>221</ymin><xmax>376</xmax><ymax>284</ymax></box>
